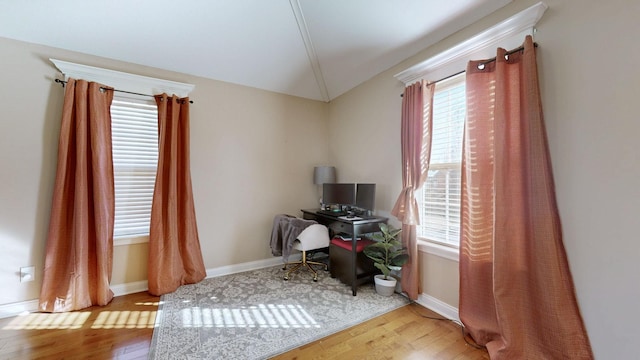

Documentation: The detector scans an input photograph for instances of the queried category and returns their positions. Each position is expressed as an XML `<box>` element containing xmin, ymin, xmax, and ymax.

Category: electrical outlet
<box><xmin>20</xmin><ymin>266</ymin><xmax>35</xmax><ymax>282</ymax></box>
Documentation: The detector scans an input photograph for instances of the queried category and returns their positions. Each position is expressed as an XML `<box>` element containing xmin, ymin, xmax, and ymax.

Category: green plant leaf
<box><xmin>373</xmin><ymin>262</ymin><xmax>391</xmax><ymax>279</ymax></box>
<box><xmin>363</xmin><ymin>224</ymin><xmax>408</xmax><ymax>278</ymax></box>
<box><xmin>389</xmin><ymin>228</ymin><xmax>402</xmax><ymax>239</ymax></box>
<box><xmin>390</xmin><ymin>254</ymin><xmax>409</xmax><ymax>267</ymax></box>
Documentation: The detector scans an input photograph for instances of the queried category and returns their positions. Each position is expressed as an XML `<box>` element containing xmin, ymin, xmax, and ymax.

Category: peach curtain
<box><xmin>39</xmin><ymin>79</ymin><xmax>115</xmax><ymax>312</ymax></box>
<box><xmin>391</xmin><ymin>80</ymin><xmax>434</xmax><ymax>300</ymax></box>
<box><xmin>147</xmin><ymin>94</ymin><xmax>206</xmax><ymax>296</ymax></box>
<box><xmin>459</xmin><ymin>36</ymin><xmax>593</xmax><ymax>358</ymax></box>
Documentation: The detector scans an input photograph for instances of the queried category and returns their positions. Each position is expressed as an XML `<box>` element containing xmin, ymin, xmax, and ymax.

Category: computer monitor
<box><xmin>322</xmin><ymin>183</ymin><xmax>356</xmax><ymax>207</ymax></box>
<box><xmin>356</xmin><ymin>183</ymin><xmax>376</xmax><ymax>211</ymax></box>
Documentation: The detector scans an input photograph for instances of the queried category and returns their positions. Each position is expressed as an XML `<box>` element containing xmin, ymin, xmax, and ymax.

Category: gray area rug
<box><xmin>149</xmin><ymin>264</ymin><xmax>409</xmax><ymax>359</ymax></box>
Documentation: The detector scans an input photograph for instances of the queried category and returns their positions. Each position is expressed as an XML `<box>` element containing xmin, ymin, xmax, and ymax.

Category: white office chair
<box><xmin>283</xmin><ymin>224</ymin><xmax>330</xmax><ymax>281</ymax></box>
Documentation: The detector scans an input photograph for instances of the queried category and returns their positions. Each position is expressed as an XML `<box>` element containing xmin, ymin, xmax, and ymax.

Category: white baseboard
<box><xmin>0</xmin><ymin>299</ymin><xmax>40</xmax><ymax>319</ymax></box>
<box><xmin>111</xmin><ymin>280</ymin><xmax>149</xmax><ymax>297</ymax></box>
<box><xmin>416</xmin><ymin>293</ymin><xmax>460</xmax><ymax>323</ymax></box>
<box><xmin>0</xmin><ymin>256</ymin><xmax>295</xmax><ymax>319</ymax></box>
<box><xmin>205</xmin><ymin>256</ymin><xmax>297</xmax><ymax>278</ymax></box>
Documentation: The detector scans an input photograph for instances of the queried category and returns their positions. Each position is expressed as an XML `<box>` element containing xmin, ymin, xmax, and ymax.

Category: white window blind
<box><xmin>111</xmin><ymin>98</ymin><xmax>158</xmax><ymax>239</ymax></box>
<box><xmin>418</xmin><ymin>74</ymin><xmax>465</xmax><ymax>247</ymax></box>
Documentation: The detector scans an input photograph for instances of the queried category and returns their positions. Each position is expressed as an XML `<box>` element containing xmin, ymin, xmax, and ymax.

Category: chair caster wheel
<box><xmin>284</xmin><ymin>276</ymin><xmax>289</xmax><ymax>281</ymax></box>
<box><xmin>313</xmin><ymin>277</ymin><xmax>318</xmax><ymax>282</ymax></box>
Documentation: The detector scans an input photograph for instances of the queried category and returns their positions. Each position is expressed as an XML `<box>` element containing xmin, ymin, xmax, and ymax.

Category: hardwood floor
<box><xmin>270</xmin><ymin>304</ymin><xmax>489</xmax><ymax>360</ymax></box>
<box><xmin>0</xmin><ymin>292</ymin><xmax>488</xmax><ymax>359</ymax></box>
<box><xmin>0</xmin><ymin>292</ymin><xmax>159</xmax><ymax>360</ymax></box>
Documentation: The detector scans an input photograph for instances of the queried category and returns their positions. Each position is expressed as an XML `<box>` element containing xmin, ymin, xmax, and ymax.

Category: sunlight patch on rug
<box><xmin>149</xmin><ymin>265</ymin><xmax>409</xmax><ymax>359</ymax></box>
<box><xmin>176</xmin><ymin>304</ymin><xmax>320</xmax><ymax>329</ymax></box>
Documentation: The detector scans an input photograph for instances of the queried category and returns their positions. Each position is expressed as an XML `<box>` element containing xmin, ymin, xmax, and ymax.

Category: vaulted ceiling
<box><xmin>0</xmin><ymin>0</ymin><xmax>512</xmax><ymax>101</ymax></box>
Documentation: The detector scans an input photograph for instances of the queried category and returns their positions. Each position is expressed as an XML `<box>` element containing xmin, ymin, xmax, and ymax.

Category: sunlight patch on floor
<box><xmin>91</xmin><ymin>310</ymin><xmax>157</xmax><ymax>329</ymax></box>
<box><xmin>135</xmin><ymin>301</ymin><xmax>162</xmax><ymax>306</ymax></box>
<box><xmin>179</xmin><ymin>304</ymin><xmax>321</xmax><ymax>329</ymax></box>
<box><xmin>2</xmin><ymin>311</ymin><xmax>91</xmax><ymax>330</ymax></box>
<box><xmin>2</xmin><ymin>310</ymin><xmax>157</xmax><ymax>330</ymax></box>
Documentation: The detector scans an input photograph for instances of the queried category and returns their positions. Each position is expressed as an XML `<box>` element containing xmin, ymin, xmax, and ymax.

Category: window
<box><xmin>111</xmin><ymin>97</ymin><xmax>158</xmax><ymax>239</ymax></box>
<box><xmin>417</xmin><ymin>73</ymin><xmax>465</xmax><ymax>247</ymax></box>
<box><xmin>394</xmin><ymin>2</ymin><xmax>546</xmax><ymax>256</ymax></box>
<box><xmin>50</xmin><ymin>58</ymin><xmax>194</xmax><ymax>245</ymax></box>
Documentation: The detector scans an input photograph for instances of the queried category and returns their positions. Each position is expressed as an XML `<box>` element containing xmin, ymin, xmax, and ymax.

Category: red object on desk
<box><xmin>330</xmin><ymin>238</ymin><xmax>374</xmax><ymax>252</ymax></box>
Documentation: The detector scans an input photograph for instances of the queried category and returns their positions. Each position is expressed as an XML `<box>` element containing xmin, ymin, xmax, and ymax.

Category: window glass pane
<box><xmin>418</xmin><ymin>74</ymin><xmax>465</xmax><ymax>247</ymax></box>
<box><xmin>421</xmin><ymin>168</ymin><xmax>461</xmax><ymax>245</ymax></box>
<box><xmin>111</xmin><ymin>98</ymin><xmax>158</xmax><ymax>239</ymax></box>
<box><xmin>430</xmin><ymin>83</ymin><xmax>465</xmax><ymax>165</ymax></box>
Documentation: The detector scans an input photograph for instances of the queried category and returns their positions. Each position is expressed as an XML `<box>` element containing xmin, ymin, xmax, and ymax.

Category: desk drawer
<box><xmin>356</xmin><ymin>222</ymin><xmax>384</xmax><ymax>234</ymax></box>
<box><xmin>329</xmin><ymin>221</ymin><xmax>350</xmax><ymax>234</ymax></box>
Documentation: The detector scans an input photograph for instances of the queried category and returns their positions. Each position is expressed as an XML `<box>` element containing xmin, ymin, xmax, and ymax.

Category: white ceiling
<box><xmin>0</xmin><ymin>0</ymin><xmax>512</xmax><ymax>102</ymax></box>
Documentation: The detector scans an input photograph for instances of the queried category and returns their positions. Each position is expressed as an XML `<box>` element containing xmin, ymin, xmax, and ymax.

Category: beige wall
<box><xmin>328</xmin><ymin>0</ymin><xmax>639</xmax><ymax>358</ymax></box>
<box><xmin>0</xmin><ymin>36</ymin><xmax>329</xmax><ymax>304</ymax></box>
<box><xmin>420</xmin><ymin>253</ymin><xmax>459</xmax><ymax>308</ymax></box>
<box><xmin>112</xmin><ymin>243</ymin><xmax>149</xmax><ymax>285</ymax></box>
<box><xmin>1</xmin><ymin>0</ymin><xmax>638</xmax><ymax>357</ymax></box>
<box><xmin>328</xmin><ymin>72</ymin><xmax>403</xmax><ymax>214</ymax></box>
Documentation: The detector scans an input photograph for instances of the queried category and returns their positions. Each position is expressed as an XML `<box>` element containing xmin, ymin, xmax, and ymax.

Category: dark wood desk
<box><xmin>301</xmin><ymin>209</ymin><xmax>387</xmax><ymax>296</ymax></box>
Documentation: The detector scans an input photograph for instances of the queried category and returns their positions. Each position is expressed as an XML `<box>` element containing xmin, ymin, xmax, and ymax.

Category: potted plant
<box><xmin>363</xmin><ymin>223</ymin><xmax>408</xmax><ymax>296</ymax></box>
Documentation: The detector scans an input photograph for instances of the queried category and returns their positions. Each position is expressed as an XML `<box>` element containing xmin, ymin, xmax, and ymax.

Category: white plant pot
<box><xmin>374</xmin><ymin>274</ymin><xmax>397</xmax><ymax>296</ymax></box>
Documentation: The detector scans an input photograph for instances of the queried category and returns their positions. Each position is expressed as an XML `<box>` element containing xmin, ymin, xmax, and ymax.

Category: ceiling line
<box><xmin>289</xmin><ymin>0</ymin><xmax>330</xmax><ymax>102</ymax></box>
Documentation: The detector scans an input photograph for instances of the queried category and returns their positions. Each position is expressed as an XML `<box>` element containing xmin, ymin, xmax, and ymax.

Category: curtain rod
<box><xmin>401</xmin><ymin>42</ymin><xmax>538</xmax><ymax>97</ymax></box>
<box><xmin>54</xmin><ymin>79</ymin><xmax>194</xmax><ymax>104</ymax></box>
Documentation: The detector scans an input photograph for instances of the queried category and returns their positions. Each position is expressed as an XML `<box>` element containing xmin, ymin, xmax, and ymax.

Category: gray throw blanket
<box><xmin>270</xmin><ymin>214</ymin><xmax>317</xmax><ymax>261</ymax></box>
